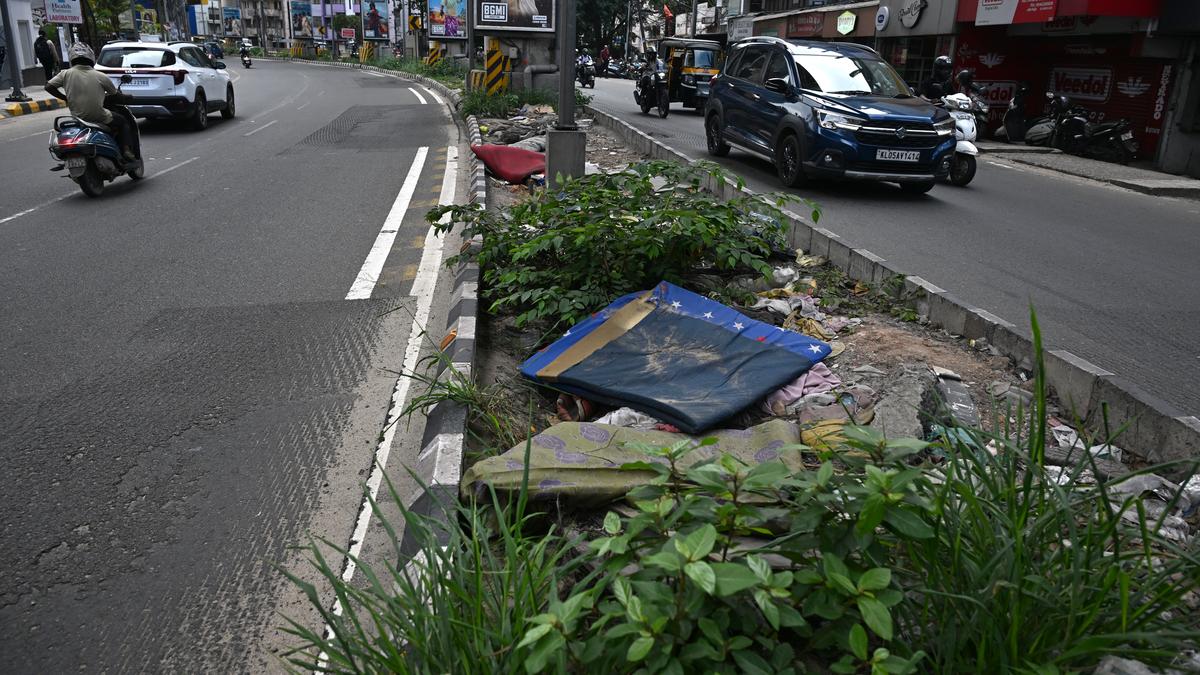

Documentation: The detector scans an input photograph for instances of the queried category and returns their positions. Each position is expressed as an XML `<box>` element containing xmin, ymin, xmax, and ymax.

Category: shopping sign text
<box><xmin>1050</xmin><ymin>67</ymin><xmax>1111</xmax><ymax>102</ymax></box>
<box><xmin>481</xmin><ymin>2</ymin><xmax>507</xmax><ymax>21</ymax></box>
<box><xmin>976</xmin><ymin>80</ymin><xmax>1017</xmax><ymax>108</ymax></box>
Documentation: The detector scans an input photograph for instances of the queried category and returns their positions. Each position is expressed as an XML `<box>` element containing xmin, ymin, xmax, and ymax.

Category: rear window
<box><xmin>98</xmin><ymin>48</ymin><xmax>177</xmax><ymax>68</ymax></box>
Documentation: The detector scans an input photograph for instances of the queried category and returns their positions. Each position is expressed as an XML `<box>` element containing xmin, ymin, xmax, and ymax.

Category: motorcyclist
<box><xmin>956</xmin><ymin>68</ymin><xmax>982</xmax><ymax>96</ymax></box>
<box><xmin>919</xmin><ymin>55</ymin><xmax>954</xmax><ymax>100</ymax></box>
<box><xmin>45</xmin><ymin>42</ymin><xmax>135</xmax><ymax>161</ymax></box>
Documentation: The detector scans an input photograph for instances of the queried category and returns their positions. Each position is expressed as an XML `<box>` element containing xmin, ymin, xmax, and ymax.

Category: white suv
<box><xmin>96</xmin><ymin>41</ymin><xmax>235</xmax><ymax>130</ymax></box>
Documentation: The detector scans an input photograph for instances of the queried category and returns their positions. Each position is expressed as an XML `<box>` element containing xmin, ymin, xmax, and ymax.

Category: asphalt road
<box><xmin>0</xmin><ymin>61</ymin><xmax>461</xmax><ymax>672</ymax></box>
<box><xmin>588</xmin><ymin>77</ymin><xmax>1200</xmax><ymax>417</ymax></box>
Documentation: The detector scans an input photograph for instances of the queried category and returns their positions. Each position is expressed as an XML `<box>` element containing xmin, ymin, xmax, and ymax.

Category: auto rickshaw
<box><xmin>656</xmin><ymin>38</ymin><xmax>723</xmax><ymax>111</ymax></box>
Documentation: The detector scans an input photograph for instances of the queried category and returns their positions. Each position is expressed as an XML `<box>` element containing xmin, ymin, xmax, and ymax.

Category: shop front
<box><xmin>751</xmin><ymin>2</ymin><xmax>878</xmax><ymax>47</ymax></box>
<box><xmin>874</xmin><ymin>0</ymin><xmax>960</xmax><ymax>86</ymax></box>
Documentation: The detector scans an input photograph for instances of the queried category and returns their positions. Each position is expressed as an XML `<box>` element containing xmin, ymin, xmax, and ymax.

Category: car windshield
<box><xmin>98</xmin><ymin>48</ymin><xmax>176</xmax><ymax>68</ymax></box>
<box><xmin>793</xmin><ymin>53</ymin><xmax>912</xmax><ymax>97</ymax></box>
<box><xmin>691</xmin><ymin>50</ymin><xmax>717</xmax><ymax>68</ymax></box>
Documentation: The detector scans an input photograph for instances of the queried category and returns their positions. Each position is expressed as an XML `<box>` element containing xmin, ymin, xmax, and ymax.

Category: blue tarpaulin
<box><xmin>521</xmin><ymin>282</ymin><xmax>831</xmax><ymax>433</ymax></box>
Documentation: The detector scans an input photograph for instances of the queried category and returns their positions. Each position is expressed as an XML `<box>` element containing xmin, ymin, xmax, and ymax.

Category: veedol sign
<box><xmin>898</xmin><ymin>0</ymin><xmax>927</xmax><ymax>29</ymax></box>
<box><xmin>1051</xmin><ymin>67</ymin><xmax>1112</xmax><ymax>103</ymax></box>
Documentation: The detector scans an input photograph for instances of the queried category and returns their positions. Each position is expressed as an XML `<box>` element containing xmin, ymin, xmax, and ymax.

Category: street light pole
<box><xmin>2</xmin><ymin>0</ymin><xmax>32</xmax><ymax>101</ymax></box>
<box><xmin>545</xmin><ymin>0</ymin><xmax>584</xmax><ymax>183</ymax></box>
<box><xmin>689</xmin><ymin>0</ymin><xmax>697</xmax><ymax>37</ymax></box>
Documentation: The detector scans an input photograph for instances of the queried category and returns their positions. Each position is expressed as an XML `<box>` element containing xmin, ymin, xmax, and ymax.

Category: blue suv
<box><xmin>705</xmin><ymin>38</ymin><xmax>955</xmax><ymax>194</ymax></box>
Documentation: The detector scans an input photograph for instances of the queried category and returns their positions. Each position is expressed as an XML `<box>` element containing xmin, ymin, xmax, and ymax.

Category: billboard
<box><xmin>291</xmin><ymin>1</ymin><xmax>314</xmax><ymax>37</ymax></box>
<box><xmin>46</xmin><ymin>0</ymin><xmax>83</xmax><ymax>24</ymax></box>
<box><xmin>361</xmin><ymin>0</ymin><xmax>389</xmax><ymax>40</ymax></box>
<box><xmin>474</xmin><ymin>0</ymin><xmax>553</xmax><ymax>33</ymax></box>
<box><xmin>223</xmin><ymin>7</ymin><xmax>242</xmax><ymax>36</ymax></box>
<box><xmin>975</xmin><ymin>0</ymin><xmax>1056</xmax><ymax>26</ymax></box>
<box><xmin>430</xmin><ymin>0</ymin><xmax>467</xmax><ymax>39</ymax></box>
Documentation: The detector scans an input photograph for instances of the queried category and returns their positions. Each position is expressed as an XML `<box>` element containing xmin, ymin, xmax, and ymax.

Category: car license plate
<box><xmin>1121</xmin><ymin>131</ymin><xmax>1133</xmax><ymax>141</ymax></box>
<box><xmin>66</xmin><ymin>157</ymin><xmax>86</xmax><ymax>168</ymax></box>
<box><xmin>876</xmin><ymin>149</ymin><xmax>921</xmax><ymax>162</ymax></box>
<box><xmin>132</xmin><ymin>78</ymin><xmax>150</xmax><ymax>86</ymax></box>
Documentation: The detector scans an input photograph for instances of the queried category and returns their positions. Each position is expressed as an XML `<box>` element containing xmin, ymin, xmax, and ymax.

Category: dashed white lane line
<box><xmin>320</xmin><ymin>145</ymin><xmax>457</xmax><ymax>670</ymax></box>
<box><xmin>243</xmin><ymin>119</ymin><xmax>278</xmax><ymax>136</ymax></box>
<box><xmin>344</xmin><ymin>146</ymin><xmax>429</xmax><ymax>299</ymax></box>
<box><xmin>408</xmin><ymin>87</ymin><xmax>427</xmax><ymax>105</ymax></box>
<box><xmin>419</xmin><ymin>85</ymin><xmax>443</xmax><ymax>106</ymax></box>
<box><xmin>4</xmin><ymin>129</ymin><xmax>49</xmax><ymax>143</ymax></box>
<box><xmin>297</xmin><ymin>101</ymin><xmax>311</xmax><ymax>110</ymax></box>
<box><xmin>0</xmin><ymin>156</ymin><xmax>200</xmax><ymax>225</ymax></box>
<box><xmin>365</xmin><ymin>70</ymin><xmax>386</xmax><ymax>77</ymax></box>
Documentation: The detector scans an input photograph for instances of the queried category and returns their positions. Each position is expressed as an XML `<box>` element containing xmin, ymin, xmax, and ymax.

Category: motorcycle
<box><xmin>1053</xmin><ymin>105</ymin><xmax>1138</xmax><ymax>164</ymax></box>
<box><xmin>940</xmin><ymin>92</ymin><xmax>980</xmax><ymax>187</ymax></box>
<box><xmin>577</xmin><ymin>55</ymin><xmax>596</xmax><ymax>89</ymax></box>
<box><xmin>241</xmin><ymin>51</ymin><xmax>252</xmax><ymax>68</ymax></box>
<box><xmin>1023</xmin><ymin>92</ymin><xmax>1067</xmax><ymax>147</ymax></box>
<box><xmin>48</xmin><ymin>74</ymin><xmax>143</xmax><ymax>198</ymax></box>
<box><xmin>996</xmin><ymin>82</ymin><xmax>1030</xmax><ymax>143</ymax></box>
<box><xmin>634</xmin><ymin>59</ymin><xmax>669</xmax><ymax>118</ymax></box>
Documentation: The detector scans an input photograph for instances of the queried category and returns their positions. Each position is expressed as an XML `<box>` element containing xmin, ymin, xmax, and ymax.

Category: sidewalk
<box><xmin>989</xmin><ymin>149</ymin><xmax>1200</xmax><ymax>198</ymax></box>
<box><xmin>1</xmin><ymin>88</ymin><xmax>64</xmax><ymax>119</ymax></box>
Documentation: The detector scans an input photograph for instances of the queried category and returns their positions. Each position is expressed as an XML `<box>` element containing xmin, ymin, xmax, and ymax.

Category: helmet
<box><xmin>68</xmin><ymin>42</ymin><xmax>95</xmax><ymax>66</ymax></box>
<box><xmin>956</xmin><ymin>69</ymin><xmax>975</xmax><ymax>88</ymax></box>
<box><xmin>932</xmin><ymin>55</ymin><xmax>952</xmax><ymax>79</ymax></box>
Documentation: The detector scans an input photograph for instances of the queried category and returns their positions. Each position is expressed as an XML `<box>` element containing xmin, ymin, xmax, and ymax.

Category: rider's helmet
<box><xmin>68</xmin><ymin>42</ymin><xmax>96</xmax><ymax>67</ymax></box>
<box><xmin>956</xmin><ymin>68</ymin><xmax>976</xmax><ymax>91</ymax></box>
<box><xmin>932</xmin><ymin>55</ymin><xmax>952</xmax><ymax>81</ymax></box>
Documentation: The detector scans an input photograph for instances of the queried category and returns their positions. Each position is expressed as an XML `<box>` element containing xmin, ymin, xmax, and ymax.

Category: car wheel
<box><xmin>705</xmin><ymin>114</ymin><xmax>730</xmax><ymax>157</ymax></box>
<box><xmin>775</xmin><ymin>132</ymin><xmax>806</xmax><ymax>188</ymax></box>
<box><xmin>221</xmin><ymin>87</ymin><xmax>235</xmax><ymax>119</ymax></box>
<box><xmin>78</xmin><ymin>165</ymin><xmax>104</xmax><ymax>198</ymax></box>
<box><xmin>191</xmin><ymin>91</ymin><xmax>209</xmax><ymax>131</ymax></box>
<box><xmin>949</xmin><ymin>155</ymin><xmax>976</xmax><ymax>186</ymax></box>
<box><xmin>900</xmin><ymin>180</ymin><xmax>936</xmax><ymax>195</ymax></box>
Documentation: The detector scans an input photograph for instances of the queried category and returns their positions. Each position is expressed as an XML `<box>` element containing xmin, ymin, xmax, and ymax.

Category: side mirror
<box><xmin>214</xmin><ymin>61</ymin><xmax>226</xmax><ymax>69</ymax></box>
<box><xmin>120</xmin><ymin>74</ymin><xmax>133</xmax><ymax>83</ymax></box>
<box><xmin>764</xmin><ymin>77</ymin><xmax>790</xmax><ymax>94</ymax></box>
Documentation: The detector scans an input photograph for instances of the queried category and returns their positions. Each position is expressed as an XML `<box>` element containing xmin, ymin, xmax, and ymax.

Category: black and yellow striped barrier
<box><xmin>424</xmin><ymin>41</ymin><xmax>444</xmax><ymax>66</ymax></box>
<box><xmin>485</xmin><ymin>38</ymin><xmax>509</xmax><ymax>95</ymax></box>
<box><xmin>359</xmin><ymin>41</ymin><xmax>374</xmax><ymax>63</ymax></box>
<box><xmin>0</xmin><ymin>97</ymin><xmax>65</xmax><ymax>119</ymax></box>
<box><xmin>469</xmin><ymin>69</ymin><xmax>485</xmax><ymax>91</ymax></box>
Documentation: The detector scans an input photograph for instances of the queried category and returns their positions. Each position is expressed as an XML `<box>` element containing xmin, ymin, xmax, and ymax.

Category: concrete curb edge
<box><xmin>1</xmin><ymin>97</ymin><xmax>65</xmax><ymax>119</ymax></box>
<box><xmin>586</xmin><ymin>104</ymin><xmax>1200</xmax><ymax>468</ymax></box>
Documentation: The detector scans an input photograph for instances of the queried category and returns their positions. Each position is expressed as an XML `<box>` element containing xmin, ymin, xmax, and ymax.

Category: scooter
<box><xmin>576</xmin><ymin>55</ymin><xmax>596</xmax><ymax>88</ymax></box>
<box><xmin>634</xmin><ymin>59</ymin><xmax>669</xmax><ymax>118</ymax></box>
<box><xmin>997</xmin><ymin>82</ymin><xmax>1030</xmax><ymax>143</ymax></box>
<box><xmin>47</xmin><ymin>74</ymin><xmax>144</xmax><ymax>198</ymax></box>
<box><xmin>940</xmin><ymin>92</ymin><xmax>979</xmax><ymax>186</ymax></box>
<box><xmin>241</xmin><ymin>52</ymin><xmax>252</xmax><ymax>68</ymax></box>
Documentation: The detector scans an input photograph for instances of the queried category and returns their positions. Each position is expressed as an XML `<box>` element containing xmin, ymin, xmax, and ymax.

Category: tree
<box><xmin>87</xmin><ymin>0</ymin><xmax>129</xmax><ymax>35</ymax></box>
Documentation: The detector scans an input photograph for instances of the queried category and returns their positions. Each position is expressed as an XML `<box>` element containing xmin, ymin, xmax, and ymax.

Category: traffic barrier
<box><xmin>485</xmin><ymin>38</ymin><xmax>508</xmax><ymax>95</ymax></box>
<box><xmin>425</xmin><ymin>41</ymin><xmax>444</xmax><ymax>66</ymax></box>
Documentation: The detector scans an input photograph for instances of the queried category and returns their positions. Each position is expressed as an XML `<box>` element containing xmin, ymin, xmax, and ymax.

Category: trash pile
<box><xmin>465</xmin><ymin>251</ymin><xmax>1200</xmax><ymax>546</ymax></box>
<box><xmin>472</xmin><ymin>104</ymin><xmax>620</xmax><ymax>187</ymax></box>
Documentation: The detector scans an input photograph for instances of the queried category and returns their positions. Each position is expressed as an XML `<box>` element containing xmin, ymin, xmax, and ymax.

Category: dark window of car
<box><xmin>730</xmin><ymin>46</ymin><xmax>769</xmax><ymax>83</ymax></box>
<box><xmin>685</xmin><ymin>49</ymin><xmax>718</xmax><ymax>68</ymax></box>
<box><xmin>763</xmin><ymin>52</ymin><xmax>792</xmax><ymax>86</ymax></box>
<box><xmin>178</xmin><ymin>48</ymin><xmax>205</xmax><ymax>67</ymax></box>
<box><xmin>98</xmin><ymin>47</ymin><xmax>176</xmax><ymax>68</ymax></box>
<box><xmin>792</xmin><ymin>53</ymin><xmax>913</xmax><ymax>97</ymax></box>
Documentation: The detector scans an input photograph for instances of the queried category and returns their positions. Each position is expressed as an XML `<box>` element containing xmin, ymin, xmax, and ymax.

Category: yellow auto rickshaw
<box><xmin>657</xmin><ymin>38</ymin><xmax>723</xmax><ymax>111</ymax></box>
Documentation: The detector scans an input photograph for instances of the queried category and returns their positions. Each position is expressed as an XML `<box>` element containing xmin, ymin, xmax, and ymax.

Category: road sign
<box><xmin>340</xmin><ymin>27</ymin><xmax>355</xmax><ymax>38</ymax></box>
<box><xmin>409</xmin><ymin>15</ymin><xmax>422</xmax><ymax>31</ymax></box>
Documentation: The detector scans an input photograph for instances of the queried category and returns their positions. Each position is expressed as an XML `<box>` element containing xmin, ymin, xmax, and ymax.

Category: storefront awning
<box><xmin>957</xmin><ymin>0</ymin><xmax>1161</xmax><ymax>25</ymax></box>
<box><xmin>751</xmin><ymin>0</ymin><xmax>879</xmax><ymax>24</ymax></box>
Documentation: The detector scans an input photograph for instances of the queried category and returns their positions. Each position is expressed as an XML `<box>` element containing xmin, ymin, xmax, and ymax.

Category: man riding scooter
<box><xmin>44</xmin><ymin>43</ymin><xmax>136</xmax><ymax>161</ymax></box>
<box><xmin>919</xmin><ymin>55</ymin><xmax>955</xmax><ymax>101</ymax></box>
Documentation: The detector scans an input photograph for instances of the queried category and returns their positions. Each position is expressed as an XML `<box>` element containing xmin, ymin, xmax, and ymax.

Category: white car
<box><xmin>96</xmin><ymin>41</ymin><xmax>235</xmax><ymax>130</ymax></box>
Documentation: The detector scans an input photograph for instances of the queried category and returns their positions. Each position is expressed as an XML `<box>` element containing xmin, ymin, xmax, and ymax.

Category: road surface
<box><xmin>588</xmin><ymin>77</ymin><xmax>1200</xmax><ymax>417</ymax></box>
<box><xmin>0</xmin><ymin>61</ymin><xmax>461</xmax><ymax>672</ymax></box>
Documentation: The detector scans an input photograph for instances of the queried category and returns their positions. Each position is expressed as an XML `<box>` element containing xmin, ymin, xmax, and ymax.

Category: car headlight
<box><xmin>817</xmin><ymin>109</ymin><xmax>864</xmax><ymax>131</ymax></box>
<box><xmin>934</xmin><ymin>117</ymin><xmax>955</xmax><ymax>136</ymax></box>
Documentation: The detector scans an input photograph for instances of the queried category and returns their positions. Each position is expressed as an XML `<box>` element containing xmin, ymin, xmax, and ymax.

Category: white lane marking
<box><xmin>408</xmin><ymin>87</ymin><xmax>427</xmax><ymax>105</ymax></box>
<box><xmin>0</xmin><ymin>156</ymin><xmax>199</xmax><ymax>225</ymax></box>
<box><xmin>420</xmin><ymin>85</ymin><xmax>443</xmax><ymax>106</ymax></box>
<box><xmin>366</xmin><ymin>70</ymin><xmax>386</xmax><ymax>77</ymax></box>
<box><xmin>296</xmin><ymin>101</ymin><xmax>311</xmax><ymax>110</ymax></box>
<box><xmin>344</xmin><ymin>146</ymin><xmax>429</xmax><ymax>299</ymax></box>
<box><xmin>319</xmin><ymin>145</ymin><xmax>457</xmax><ymax>670</ymax></box>
<box><xmin>229</xmin><ymin>71</ymin><xmax>242</xmax><ymax>84</ymax></box>
<box><xmin>243</xmin><ymin>119</ymin><xmax>278</xmax><ymax>136</ymax></box>
<box><xmin>5</xmin><ymin>129</ymin><xmax>50</xmax><ymax>142</ymax></box>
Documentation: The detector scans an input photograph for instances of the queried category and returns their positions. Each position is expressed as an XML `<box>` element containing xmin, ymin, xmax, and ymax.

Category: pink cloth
<box><xmin>761</xmin><ymin>362</ymin><xmax>841</xmax><ymax>415</ymax></box>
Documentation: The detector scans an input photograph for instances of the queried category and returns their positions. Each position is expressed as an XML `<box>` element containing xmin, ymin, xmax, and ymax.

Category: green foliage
<box><xmin>430</xmin><ymin>160</ymin><xmax>805</xmax><ymax>328</ymax></box>
<box><xmin>377</xmin><ymin>56</ymin><xmax>468</xmax><ymax>89</ymax></box>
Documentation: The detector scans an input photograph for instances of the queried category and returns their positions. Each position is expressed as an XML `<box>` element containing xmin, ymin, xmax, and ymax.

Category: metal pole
<box><xmin>689</xmin><ymin>0</ymin><xmax>697</xmax><ymax>37</ymax></box>
<box><xmin>465</xmin><ymin>0</ymin><xmax>473</xmax><ymax>72</ymax></box>
<box><xmin>555</xmin><ymin>0</ymin><xmax>575</xmax><ymax>129</ymax></box>
<box><xmin>624</xmin><ymin>0</ymin><xmax>631</xmax><ymax>59</ymax></box>
<box><xmin>2</xmin><ymin>0</ymin><xmax>31</xmax><ymax>101</ymax></box>
<box><xmin>130</xmin><ymin>0</ymin><xmax>140</xmax><ymax>39</ymax></box>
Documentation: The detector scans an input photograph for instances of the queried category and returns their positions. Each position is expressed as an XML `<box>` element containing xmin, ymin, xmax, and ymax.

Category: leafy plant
<box><xmin>430</xmin><ymin>160</ymin><xmax>813</xmax><ymax>327</ymax></box>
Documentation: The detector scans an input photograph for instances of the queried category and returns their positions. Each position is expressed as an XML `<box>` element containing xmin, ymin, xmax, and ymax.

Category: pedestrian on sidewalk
<box><xmin>35</xmin><ymin>30</ymin><xmax>60</xmax><ymax>81</ymax></box>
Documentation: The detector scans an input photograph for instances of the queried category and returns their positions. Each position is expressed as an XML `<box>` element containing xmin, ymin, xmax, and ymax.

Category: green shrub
<box><xmin>430</xmin><ymin>160</ymin><xmax>811</xmax><ymax>328</ymax></box>
<box><xmin>378</xmin><ymin>56</ymin><xmax>468</xmax><ymax>89</ymax></box>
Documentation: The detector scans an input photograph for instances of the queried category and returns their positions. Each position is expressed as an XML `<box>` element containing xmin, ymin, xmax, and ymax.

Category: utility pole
<box><xmin>545</xmin><ymin>0</ymin><xmax>584</xmax><ymax>183</ymax></box>
<box><xmin>2</xmin><ymin>0</ymin><xmax>32</xmax><ymax>101</ymax></box>
<box><xmin>130</xmin><ymin>0</ymin><xmax>140</xmax><ymax>39</ymax></box>
<box><xmin>689</xmin><ymin>0</ymin><xmax>697</xmax><ymax>37</ymax></box>
<box><xmin>624</xmin><ymin>0</ymin><xmax>631</xmax><ymax>59</ymax></box>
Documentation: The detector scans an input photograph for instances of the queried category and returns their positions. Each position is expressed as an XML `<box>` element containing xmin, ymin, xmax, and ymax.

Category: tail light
<box><xmin>172</xmin><ymin>70</ymin><xmax>188</xmax><ymax>85</ymax></box>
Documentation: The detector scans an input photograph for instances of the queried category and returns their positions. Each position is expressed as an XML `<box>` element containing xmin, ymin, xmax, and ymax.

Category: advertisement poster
<box><xmin>223</xmin><ymin>7</ymin><xmax>242</xmax><ymax>36</ymax></box>
<box><xmin>976</xmin><ymin>0</ymin><xmax>1057</xmax><ymax>26</ymax></box>
<box><xmin>291</xmin><ymin>1</ymin><xmax>314</xmax><ymax>37</ymax></box>
<box><xmin>430</xmin><ymin>0</ymin><xmax>467</xmax><ymax>39</ymax></box>
<box><xmin>46</xmin><ymin>0</ymin><xmax>83</xmax><ymax>23</ymax></box>
<box><xmin>474</xmin><ymin>0</ymin><xmax>553</xmax><ymax>33</ymax></box>
<box><xmin>361</xmin><ymin>0</ymin><xmax>389</xmax><ymax>40</ymax></box>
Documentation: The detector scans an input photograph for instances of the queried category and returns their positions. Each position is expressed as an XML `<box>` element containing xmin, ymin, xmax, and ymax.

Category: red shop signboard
<box><xmin>787</xmin><ymin>14</ymin><xmax>824</xmax><ymax>37</ymax></box>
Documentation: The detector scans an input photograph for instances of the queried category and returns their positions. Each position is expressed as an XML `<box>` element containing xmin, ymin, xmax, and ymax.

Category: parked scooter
<box><xmin>1054</xmin><ymin>107</ymin><xmax>1138</xmax><ymax>164</ymax></box>
<box><xmin>940</xmin><ymin>92</ymin><xmax>979</xmax><ymax>186</ymax></box>
<box><xmin>996</xmin><ymin>82</ymin><xmax>1030</xmax><ymax>142</ymax></box>
<box><xmin>48</xmin><ymin>74</ymin><xmax>144</xmax><ymax>198</ymax></box>
<box><xmin>576</xmin><ymin>53</ymin><xmax>596</xmax><ymax>88</ymax></box>
<box><xmin>634</xmin><ymin>54</ymin><xmax>669</xmax><ymax>118</ymax></box>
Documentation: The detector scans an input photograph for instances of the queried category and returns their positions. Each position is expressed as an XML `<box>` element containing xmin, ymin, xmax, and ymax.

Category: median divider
<box><xmin>586</xmin><ymin>103</ymin><xmax>1200</xmax><ymax>469</ymax></box>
